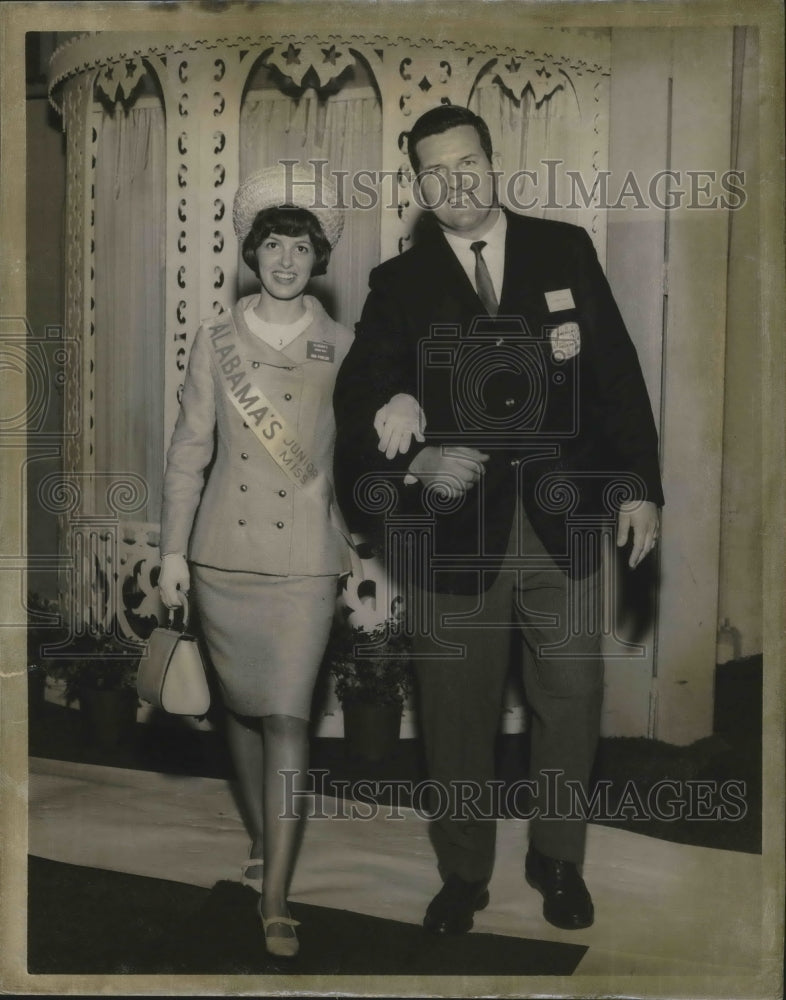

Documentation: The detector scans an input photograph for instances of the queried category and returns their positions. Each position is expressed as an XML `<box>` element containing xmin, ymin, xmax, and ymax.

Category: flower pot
<box><xmin>342</xmin><ymin>701</ymin><xmax>402</xmax><ymax>762</ymax></box>
<box><xmin>78</xmin><ymin>687</ymin><xmax>138</xmax><ymax>748</ymax></box>
<box><xmin>28</xmin><ymin>666</ymin><xmax>47</xmax><ymax>717</ymax></box>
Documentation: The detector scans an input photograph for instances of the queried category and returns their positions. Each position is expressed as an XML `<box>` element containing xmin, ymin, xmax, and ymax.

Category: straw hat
<box><xmin>232</xmin><ymin>163</ymin><xmax>344</xmax><ymax>248</ymax></box>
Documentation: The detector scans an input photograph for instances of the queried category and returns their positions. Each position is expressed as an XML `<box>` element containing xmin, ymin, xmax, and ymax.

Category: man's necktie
<box><xmin>470</xmin><ymin>240</ymin><xmax>499</xmax><ymax>316</ymax></box>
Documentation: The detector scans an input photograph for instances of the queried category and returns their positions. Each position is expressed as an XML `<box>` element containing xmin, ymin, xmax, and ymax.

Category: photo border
<box><xmin>1</xmin><ymin>1</ymin><xmax>783</xmax><ymax>997</ymax></box>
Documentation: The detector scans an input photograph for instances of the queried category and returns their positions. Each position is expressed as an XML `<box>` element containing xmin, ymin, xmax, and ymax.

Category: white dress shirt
<box><xmin>443</xmin><ymin>208</ymin><xmax>507</xmax><ymax>304</ymax></box>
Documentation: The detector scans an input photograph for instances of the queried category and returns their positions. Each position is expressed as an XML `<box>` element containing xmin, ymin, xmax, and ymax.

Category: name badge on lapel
<box><xmin>306</xmin><ymin>340</ymin><xmax>334</xmax><ymax>363</ymax></box>
<box><xmin>545</xmin><ymin>288</ymin><xmax>576</xmax><ymax>313</ymax></box>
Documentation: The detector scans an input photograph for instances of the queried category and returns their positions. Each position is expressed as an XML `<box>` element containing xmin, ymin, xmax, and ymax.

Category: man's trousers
<box><xmin>411</xmin><ymin>506</ymin><xmax>604</xmax><ymax>885</ymax></box>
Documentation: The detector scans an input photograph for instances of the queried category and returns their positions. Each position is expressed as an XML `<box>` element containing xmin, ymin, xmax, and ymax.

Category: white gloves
<box><xmin>374</xmin><ymin>393</ymin><xmax>426</xmax><ymax>460</ymax></box>
<box><xmin>158</xmin><ymin>552</ymin><xmax>190</xmax><ymax>610</ymax></box>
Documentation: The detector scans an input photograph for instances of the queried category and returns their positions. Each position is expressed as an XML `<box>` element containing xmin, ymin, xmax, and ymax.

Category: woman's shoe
<box><xmin>240</xmin><ymin>859</ymin><xmax>264</xmax><ymax>893</ymax></box>
<box><xmin>259</xmin><ymin>902</ymin><xmax>300</xmax><ymax>958</ymax></box>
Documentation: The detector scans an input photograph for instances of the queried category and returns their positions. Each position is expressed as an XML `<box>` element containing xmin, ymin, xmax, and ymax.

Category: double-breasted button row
<box><xmin>237</xmin><ymin>484</ymin><xmax>289</xmax><ymax>495</ymax></box>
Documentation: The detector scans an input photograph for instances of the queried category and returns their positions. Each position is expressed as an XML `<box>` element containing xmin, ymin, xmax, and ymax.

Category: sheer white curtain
<box><xmin>239</xmin><ymin>87</ymin><xmax>382</xmax><ymax>329</ymax></box>
<box><xmin>94</xmin><ymin>102</ymin><xmax>166</xmax><ymax>521</ymax></box>
<box><xmin>470</xmin><ymin>76</ymin><xmax>584</xmax><ymax>225</ymax></box>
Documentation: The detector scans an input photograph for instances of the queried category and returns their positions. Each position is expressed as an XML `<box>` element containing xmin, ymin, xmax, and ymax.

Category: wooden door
<box><xmin>605</xmin><ymin>28</ymin><xmax>733</xmax><ymax>741</ymax></box>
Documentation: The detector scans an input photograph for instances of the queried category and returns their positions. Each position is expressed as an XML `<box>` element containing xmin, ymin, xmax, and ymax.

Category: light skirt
<box><xmin>191</xmin><ymin>564</ymin><xmax>337</xmax><ymax>719</ymax></box>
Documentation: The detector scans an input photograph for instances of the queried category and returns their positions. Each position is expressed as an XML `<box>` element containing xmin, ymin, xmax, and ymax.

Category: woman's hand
<box><xmin>374</xmin><ymin>393</ymin><xmax>426</xmax><ymax>460</ymax></box>
<box><xmin>158</xmin><ymin>553</ymin><xmax>190</xmax><ymax>609</ymax></box>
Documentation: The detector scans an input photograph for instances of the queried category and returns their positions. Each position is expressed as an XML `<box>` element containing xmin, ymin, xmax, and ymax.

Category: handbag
<box><xmin>136</xmin><ymin>597</ymin><xmax>211</xmax><ymax>716</ymax></box>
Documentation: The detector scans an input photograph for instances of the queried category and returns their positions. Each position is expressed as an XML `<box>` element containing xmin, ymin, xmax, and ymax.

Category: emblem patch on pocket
<box><xmin>549</xmin><ymin>321</ymin><xmax>581</xmax><ymax>361</ymax></box>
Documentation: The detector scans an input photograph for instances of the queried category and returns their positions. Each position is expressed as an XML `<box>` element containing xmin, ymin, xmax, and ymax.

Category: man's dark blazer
<box><xmin>334</xmin><ymin>208</ymin><xmax>664</xmax><ymax>593</ymax></box>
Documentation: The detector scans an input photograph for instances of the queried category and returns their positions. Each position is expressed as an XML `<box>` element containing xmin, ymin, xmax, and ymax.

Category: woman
<box><xmin>158</xmin><ymin>164</ymin><xmax>352</xmax><ymax>958</ymax></box>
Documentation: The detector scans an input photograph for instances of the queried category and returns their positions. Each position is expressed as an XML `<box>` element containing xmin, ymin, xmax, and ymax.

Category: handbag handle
<box><xmin>167</xmin><ymin>595</ymin><xmax>191</xmax><ymax>632</ymax></box>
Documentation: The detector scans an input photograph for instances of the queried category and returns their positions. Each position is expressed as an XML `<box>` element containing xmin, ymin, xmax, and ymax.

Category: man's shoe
<box><xmin>423</xmin><ymin>874</ymin><xmax>490</xmax><ymax>934</ymax></box>
<box><xmin>525</xmin><ymin>845</ymin><xmax>594</xmax><ymax>930</ymax></box>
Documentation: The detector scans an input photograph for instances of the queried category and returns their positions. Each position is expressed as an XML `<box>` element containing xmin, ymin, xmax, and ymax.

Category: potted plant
<box><xmin>27</xmin><ymin>591</ymin><xmax>66</xmax><ymax>716</ymax></box>
<box><xmin>328</xmin><ymin>616</ymin><xmax>413</xmax><ymax>762</ymax></box>
<box><xmin>42</xmin><ymin>615</ymin><xmax>143</xmax><ymax>748</ymax></box>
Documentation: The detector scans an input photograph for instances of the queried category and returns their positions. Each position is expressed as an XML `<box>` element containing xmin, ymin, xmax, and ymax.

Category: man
<box><xmin>333</xmin><ymin>105</ymin><xmax>663</xmax><ymax>934</ymax></box>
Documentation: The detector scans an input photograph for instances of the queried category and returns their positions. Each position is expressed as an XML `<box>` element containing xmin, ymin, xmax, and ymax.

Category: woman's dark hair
<box><xmin>407</xmin><ymin>104</ymin><xmax>494</xmax><ymax>176</ymax></box>
<box><xmin>242</xmin><ymin>206</ymin><xmax>331</xmax><ymax>278</ymax></box>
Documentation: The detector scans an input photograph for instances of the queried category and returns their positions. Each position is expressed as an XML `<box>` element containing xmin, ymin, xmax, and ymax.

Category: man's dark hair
<box><xmin>242</xmin><ymin>205</ymin><xmax>331</xmax><ymax>278</ymax></box>
<box><xmin>407</xmin><ymin>104</ymin><xmax>494</xmax><ymax>176</ymax></box>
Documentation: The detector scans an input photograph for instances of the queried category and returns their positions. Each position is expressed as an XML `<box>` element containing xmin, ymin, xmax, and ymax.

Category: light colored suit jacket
<box><xmin>161</xmin><ymin>295</ymin><xmax>353</xmax><ymax>575</ymax></box>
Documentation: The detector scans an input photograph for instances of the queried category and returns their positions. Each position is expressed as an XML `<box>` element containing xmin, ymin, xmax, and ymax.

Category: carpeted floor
<box><xmin>27</xmin><ymin>856</ymin><xmax>586</xmax><ymax>976</ymax></box>
<box><xmin>27</xmin><ymin>756</ymin><xmax>768</xmax><ymax>982</ymax></box>
<box><xmin>23</xmin><ymin>655</ymin><xmax>765</xmax><ymax>982</ymax></box>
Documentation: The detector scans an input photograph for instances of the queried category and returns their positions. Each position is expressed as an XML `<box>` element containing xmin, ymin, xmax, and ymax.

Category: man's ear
<box><xmin>490</xmin><ymin>150</ymin><xmax>503</xmax><ymax>202</ymax></box>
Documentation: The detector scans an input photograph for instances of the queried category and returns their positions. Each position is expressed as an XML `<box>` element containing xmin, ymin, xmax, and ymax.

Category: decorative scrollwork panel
<box><xmin>263</xmin><ymin>37</ymin><xmax>356</xmax><ymax>89</ymax></box>
<box><xmin>50</xmin><ymin>27</ymin><xmax>611</xmax><ymax>636</ymax></box>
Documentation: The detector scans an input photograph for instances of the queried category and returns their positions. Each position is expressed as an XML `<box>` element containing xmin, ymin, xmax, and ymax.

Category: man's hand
<box><xmin>374</xmin><ymin>393</ymin><xmax>426</xmax><ymax>460</ymax></box>
<box><xmin>158</xmin><ymin>553</ymin><xmax>190</xmax><ymax>609</ymax></box>
<box><xmin>404</xmin><ymin>445</ymin><xmax>489</xmax><ymax>498</ymax></box>
<box><xmin>617</xmin><ymin>500</ymin><xmax>660</xmax><ymax>569</ymax></box>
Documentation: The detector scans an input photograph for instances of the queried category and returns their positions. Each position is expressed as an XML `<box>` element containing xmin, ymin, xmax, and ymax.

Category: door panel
<box><xmin>605</xmin><ymin>28</ymin><xmax>733</xmax><ymax>741</ymax></box>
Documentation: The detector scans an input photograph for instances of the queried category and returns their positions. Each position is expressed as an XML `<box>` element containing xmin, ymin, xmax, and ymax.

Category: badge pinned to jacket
<box><xmin>549</xmin><ymin>321</ymin><xmax>581</xmax><ymax>361</ymax></box>
<box><xmin>544</xmin><ymin>287</ymin><xmax>576</xmax><ymax>312</ymax></box>
<box><xmin>307</xmin><ymin>340</ymin><xmax>335</xmax><ymax>362</ymax></box>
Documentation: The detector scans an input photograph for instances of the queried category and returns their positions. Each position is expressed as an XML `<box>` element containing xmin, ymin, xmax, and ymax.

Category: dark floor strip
<box><xmin>28</xmin><ymin>855</ymin><xmax>586</xmax><ymax>976</ymax></box>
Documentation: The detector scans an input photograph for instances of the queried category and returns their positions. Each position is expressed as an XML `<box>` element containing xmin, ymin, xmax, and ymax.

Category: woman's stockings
<box><xmin>259</xmin><ymin>713</ymin><xmax>309</xmax><ymax>925</ymax></box>
<box><xmin>225</xmin><ymin>710</ymin><xmax>309</xmax><ymax>933</ymax></box>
